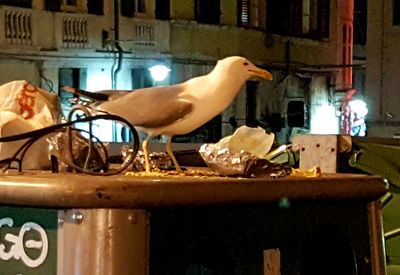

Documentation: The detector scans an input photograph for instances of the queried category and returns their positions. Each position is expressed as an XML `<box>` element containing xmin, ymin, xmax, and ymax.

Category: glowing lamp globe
<box><xmin>149</xmin><ymin>65</ymin><xmax>170</xmax><ymax>82</ymax></box>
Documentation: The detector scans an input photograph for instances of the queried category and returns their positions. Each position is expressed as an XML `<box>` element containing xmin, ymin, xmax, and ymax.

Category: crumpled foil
<box><xmin>47</xmin><ymin>131</ymin><xmax>106</xmax><ymax>172</ymax></box>
<box><xmin>199</xmin><ymin>144</ymin><xmax>291</xmax><ymax>178</ymax></box>
<box><xmin>121</xmin><ymin>145</ymin><xmax>173</xmax><ymax>172</ymax></box>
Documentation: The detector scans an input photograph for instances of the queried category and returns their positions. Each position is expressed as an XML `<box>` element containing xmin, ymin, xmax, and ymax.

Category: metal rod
<box><xmin>385</xmin><ymin>228</ymin><xmax>400</xmax><ymax>240</ymax></box>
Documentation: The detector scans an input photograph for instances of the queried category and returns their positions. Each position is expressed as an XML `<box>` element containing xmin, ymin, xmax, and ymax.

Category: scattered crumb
<box><xmin>125</xmin><ymin>168</ymin><xmax>220</xmax><ymax>178</ymax></box>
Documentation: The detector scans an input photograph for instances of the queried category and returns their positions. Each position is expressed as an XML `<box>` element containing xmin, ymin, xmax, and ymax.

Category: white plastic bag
<box><xmin>0</xmin><ymin>80</ymin><xmax>60</xmax><ymax>170</ymax></box>
<box><xmin>217</xmin><ymin>126</ymin><xmax>275</xmax><ymax>158</ymax></box>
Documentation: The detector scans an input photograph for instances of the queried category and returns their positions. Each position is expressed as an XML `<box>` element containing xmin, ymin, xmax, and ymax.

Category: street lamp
<box><xmin>149</xmin><ymin>65</ymin><xmax>170</xmax><ymax>82</ymax></box>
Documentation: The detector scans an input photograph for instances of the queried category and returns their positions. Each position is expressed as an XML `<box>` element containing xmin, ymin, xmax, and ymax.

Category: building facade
<box><xmin>366</xmin><ymin>0</ymin><xmax>400</xmax><ymax>138</ymax></box>
<box><xmin>0</xmin><ymin>0</ymin><xmax>354</xmax><ymax>144</ymax></box>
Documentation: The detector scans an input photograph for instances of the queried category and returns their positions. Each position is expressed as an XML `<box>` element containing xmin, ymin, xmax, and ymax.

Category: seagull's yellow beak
<box><xmin>249</xmin><ymin>68</ymin><xmax>273</xmax><ymax>81</ymax></box>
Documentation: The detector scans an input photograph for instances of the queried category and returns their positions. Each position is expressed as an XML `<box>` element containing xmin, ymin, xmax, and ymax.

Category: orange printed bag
<box><xmin>0</xmin><ymin>80</ymin><xmax>60</xmax><ymax>170</ymax></box>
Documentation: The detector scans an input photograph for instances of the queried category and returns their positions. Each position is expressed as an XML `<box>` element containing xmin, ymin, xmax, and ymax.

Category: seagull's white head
<box><xmin>214</xmin><ymin>56</ymin><xmax>273</xmax><ymax>82</ymax></box>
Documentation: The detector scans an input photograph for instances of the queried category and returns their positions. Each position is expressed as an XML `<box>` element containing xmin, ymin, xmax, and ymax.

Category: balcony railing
<box><xmin>0</xmin><ymin>6</ymin><xmax>169</xmax><ymax>53</ymax></box>
<box><xmin>133</xmin><ymin>22</ymin><xmax>155</xmax><ymax>47</ymax></box>
<box><xmin>62</xmin><ymin>16</ymin><xmax>88</xmax><ymax>49</ymax></box>
<box><xmin>4</xmin><ymin>9</ymin><xmax>32</xmax><ymax>46</ymax></box>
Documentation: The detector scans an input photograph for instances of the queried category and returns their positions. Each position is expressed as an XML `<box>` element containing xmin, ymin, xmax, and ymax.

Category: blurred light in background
<box><xmin>149</xmin><ymin>65</ymin><xmax>170</xmax><ymax>81</ymax></box>
<box><xmin>349</xmin><ymin>99</ymin><xmax>368</xmax><ymax>136</ymax></box>
<box><xmin>310</xmin><ymin>105</ymin><xmax>339</xmax><ymax>134</ymax></box>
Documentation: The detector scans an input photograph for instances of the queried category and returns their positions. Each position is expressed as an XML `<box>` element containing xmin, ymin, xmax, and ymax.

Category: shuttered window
<box><xmin>238</xmin><ymin>0</ymin><xmax>265</xmax><ymax>29</ymax></box>
<box><xmin>239</xmin><ymin>0</ymin><xmax>250</xmax><ymax>26</ymax></box>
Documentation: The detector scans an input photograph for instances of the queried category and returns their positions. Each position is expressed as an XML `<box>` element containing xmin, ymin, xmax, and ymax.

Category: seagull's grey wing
<box><xmin>94</xmin><ymin>89</ymin><xmax>131</xmax><ymax>100</ymax></box>
<box><xmin>98</xmin><ymin>85</ymin><xmax>193</xmax><ymax>128</ymax></box>
<box><xmin>62</xmin><ymin>86</ymin><xmax>129</xmax><ymax>101</ymax></box>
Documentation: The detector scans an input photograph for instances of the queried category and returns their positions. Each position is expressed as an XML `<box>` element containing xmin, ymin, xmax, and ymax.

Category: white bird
<box><xmin>63</xmin><ymin>56</ymin><xmax>273</xmax><ymax>173</ymax></box>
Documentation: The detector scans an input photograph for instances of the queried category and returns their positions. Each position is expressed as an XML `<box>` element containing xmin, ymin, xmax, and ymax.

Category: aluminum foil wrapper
<box><xmin>121</xmin><ymin>145</ymin><xmax>173</xmax><ymax>172</ymax></box>
<box><xmin>47</xmin><ymin>131</ymin><xmax>106</xmax><ymax>172</ymax></box>
<box><xmin>199</xmin><ymin>144</ymin><xmax>291</xmax><ymax>178</ymax></box>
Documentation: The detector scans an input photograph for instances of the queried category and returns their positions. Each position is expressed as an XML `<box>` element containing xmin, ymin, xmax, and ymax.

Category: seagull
<box><xmin>63</xmin><ymin>56</ymin><xmax>273</xmax><ymax>173</ymax></box>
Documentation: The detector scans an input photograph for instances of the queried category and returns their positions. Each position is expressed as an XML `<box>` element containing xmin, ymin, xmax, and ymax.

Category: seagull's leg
<box><xmin>165</xmin><ymin>136</ymin><xmax>183</xmax><ymax>173</ymax></box>
<box><xmin>142</xmin><ymin>137</ymin><xmax>151</xmax><ymax>173</ymax></box>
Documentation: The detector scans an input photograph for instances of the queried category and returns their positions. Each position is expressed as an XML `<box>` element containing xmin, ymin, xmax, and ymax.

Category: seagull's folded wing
<box><xmin>62</xmin><ymin>86</ymin><xmax>130</xmax><ymax>101</ymax></box>
<box><xmin>97</xmin><ymin>85</ymin><xmax>193</xmax><ymax>128</ymax></box>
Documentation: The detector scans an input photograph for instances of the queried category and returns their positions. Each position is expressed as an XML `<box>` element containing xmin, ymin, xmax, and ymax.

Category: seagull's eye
<box><xmin>243</xmin><ymin>62</ymin><xmax>249</xmax><ymax>66</ymax></box>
